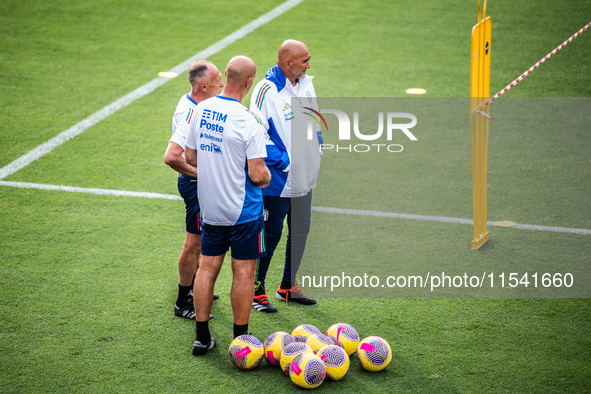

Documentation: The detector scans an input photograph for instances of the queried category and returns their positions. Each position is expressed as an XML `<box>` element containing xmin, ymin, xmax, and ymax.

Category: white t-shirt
<box><xmin>170</xmin><ymin>93</ymin><xmax>198</xmax><ymax>156</ymax></box>
<box><xmin>186</xmin><ymin>95</ymin><xmax>267</xmax><ymax>226</ymax></box>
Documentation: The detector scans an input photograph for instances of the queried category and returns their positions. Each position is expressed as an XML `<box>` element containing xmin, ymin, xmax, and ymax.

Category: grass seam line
<box><xmin>0</xmin><ymin>0</ymin><xmax>305</xmax><ymax>181</ymax></box>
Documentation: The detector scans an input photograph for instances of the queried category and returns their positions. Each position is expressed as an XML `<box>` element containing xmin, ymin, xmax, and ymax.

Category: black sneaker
<box><xmin>192</xmin><ymin>337</ymin><xmax>217</xmax><ymax>356</ymax></box>
<box><xmin>252</xmin><ymin>294</ymin><xmax>278</xmax><ymax>313</ymax></box>
<box><xmin>276</xmin><ymin>285</ymin><xmax>317</xmax><ymax>305</ymax></box>
<box><xmin>174</xmin><ymin>302</ymin><xmax>214</xmax><ymax>320</ymax></box>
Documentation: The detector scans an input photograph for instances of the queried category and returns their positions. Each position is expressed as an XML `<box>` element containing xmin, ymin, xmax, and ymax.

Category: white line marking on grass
<box><xmin>311</xmin><ymin>206</ymin><xmax>591</xmax><ymax>235</ymax></box>
<box><xmin>0</xmin><ymin>181</ymin><xmax>182</xmax><ymax>201</ymax></box>
<box><xmin>2</xmin><ymin>180</ymin><xmax>590</xmax><ymax>235</ymax></box>
<box><xmin>511</xmin><ymin>223</ymin><xmax>591</xmax><ymax>235</ymax></box>
<box><xmin>0</xmin><ymin>0</ymin><xmax>305</xmax><ymax>181</ymax></box>
<box><xmin>0</xmin><ymin>78</ymin><xmax>169</xmax><ymax>181</ymax></box>
<box><xmin>312</xmin><ymin>206</ymin><xmax>474</xmax><ymax>225</ymax></box>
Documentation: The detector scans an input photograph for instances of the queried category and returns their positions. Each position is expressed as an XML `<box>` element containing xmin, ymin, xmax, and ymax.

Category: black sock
<box><xmin>254</xmin><ymin>280</ymin><xmax>266</xmax><ymax>296</ymax></box>
<box><xmin>233</xmin><ymin>323</ymin><xmax>248</xmax><ymax>338</ymax></box>
<box><xmin>177</xmin><ymin>283</ymin><xmax>192</xmax><ymax>307</ymax></box>
<box><xmin>280</xmin><ymin>280</ymin><xmax>292</xmax><ymax>290</ymax></box>
<box><xmin>195</xmin><ymin>321</ymin><xmax>211</xmax><ymax>344</ymax></box>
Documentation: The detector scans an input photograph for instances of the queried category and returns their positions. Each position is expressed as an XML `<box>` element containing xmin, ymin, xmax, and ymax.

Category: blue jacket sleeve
<box><xmin>264</xmin><ymin>144</ymin><xmax>290</xmax><ymax>170</ymax></box>
<box><xmin>317</xmin><ymin>130</ymin><xmax>324</xmax><ymax>146</ymax></box>
<box><xmin>264</xmin><ymin>117</ymin><xmax>290</xmax><ymax>171</ymax></box>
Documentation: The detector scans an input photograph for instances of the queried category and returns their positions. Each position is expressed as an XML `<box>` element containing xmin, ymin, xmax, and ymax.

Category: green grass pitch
<box><xmin>1</xmin><ymin>0</ymin><xmax>590</xmax><ymax>393</ymax></box>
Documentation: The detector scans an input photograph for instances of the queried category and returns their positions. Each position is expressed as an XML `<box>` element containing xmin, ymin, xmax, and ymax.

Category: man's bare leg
<box><xmin>194</xmin><ymin>254</ymin><xmax>224</xmax><ymax>321</ymax></box>
<box><xmin>192</xmin><ymin>253</ymin><xmax>224</xmax><ymax>355</ymax></box>
<box><xmin>174</xmin><ymin>232</ymin><xmax>203</xmax><ymax>319</ymax></box>
<box><xmin>179</xmin><ymin>232</ymin><xmax>200</xmax><ymax>286</ymax></box>
<box><xmin>231</xmin><ymin>257</ymin><xmax>257</xmax><ymax>337</ymax></box>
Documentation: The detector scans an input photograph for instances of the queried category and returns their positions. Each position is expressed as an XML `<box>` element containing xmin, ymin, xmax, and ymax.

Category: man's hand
<box><xmin>247</xmin><ymin>158</ymin><xmax>271</xmax><ymax>188</ymax></box>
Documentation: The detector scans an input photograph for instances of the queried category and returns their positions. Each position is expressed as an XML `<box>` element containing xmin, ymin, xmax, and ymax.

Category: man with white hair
<box><xmin>163</xmin><ymin>60</ymin><xmax>224</xmax><ymax>321</ymax></box>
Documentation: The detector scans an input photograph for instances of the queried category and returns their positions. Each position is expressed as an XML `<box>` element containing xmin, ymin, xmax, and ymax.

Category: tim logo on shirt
<box><xmin>202</xmin><ymin>109</ymin><xmax>227</xmax><ymax>122</ymax></box>
<box><xmin>200</xmin><ymin>109</ymin><xmax>227</xmax><ymax>133</ymax></box>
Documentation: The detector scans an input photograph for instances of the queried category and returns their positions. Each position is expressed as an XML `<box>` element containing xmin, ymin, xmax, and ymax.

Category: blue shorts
<box><xmin>201</xmin><ymin>216</ymin><xmax>267</xmax><ymax>260</ymax></box>
<box><xmin>177</xmin><ymin>174</ymin><xmax>201</xmax><ymax>234</ymax></box>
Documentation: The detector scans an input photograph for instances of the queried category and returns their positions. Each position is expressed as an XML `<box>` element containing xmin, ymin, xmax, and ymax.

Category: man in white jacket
<box><xmin>249</xmin><ymin>40</ymin><xmax>323</xmax><ymax>313</ymax></box>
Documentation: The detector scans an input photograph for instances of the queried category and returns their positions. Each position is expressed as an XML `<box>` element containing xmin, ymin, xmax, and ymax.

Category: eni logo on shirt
<box><xmin>200</xmin><ymin>142</ymin><xmax>222</xmax><ymax>155</ymax></box>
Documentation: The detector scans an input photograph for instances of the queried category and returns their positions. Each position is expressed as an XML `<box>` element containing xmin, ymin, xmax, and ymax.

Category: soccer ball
<box><xmin>263</xmin><ymin>331</ymin><xmax>294</xmax><ymax>366</ymax></box>
<box><xmin>326</xmin><ymin>323</ymin><xmax>360</xmax><ymax>356</ymax></box>
<box><xmin>317</xmin><ymin>345</ymin><xmax>350</xmax><ymax>381</ymax></box>
<box><xmin>289</xmin><ymin>352</ymin><xmax>326</xmax><ymax>389</ymax></box>
<box><xmin>228</xmin><ymin>334</ymin><xmax>264</xmax><ymax>370</ymax></box>
<box><xmin>291</xmin><ymin>324</ymin><xmax>322</xmax><ymax>342</ymax></box>
<box><xmin>305</xmin><ymin>333</ymin><xmax>335</xmax><ymax>353</ymax></box>
<box><xmin>280</xmin><ymin>342</ymin><xmax>314</xmax><ymax>374</ymax></box>
<box><xmin>356</xmin><ymin>336</ymin><xmax>392</xmax><ymax>372</ymax></box>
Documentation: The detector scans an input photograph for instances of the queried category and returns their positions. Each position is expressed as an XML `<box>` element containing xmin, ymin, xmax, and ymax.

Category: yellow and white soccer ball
<box><xmin>263</xmin><ymin>331</ymin><xmax>294</xmax><ymax>367</ymax></box>
<box><xmin>317</xmin><ymin>344</ymin><xmax>350</xmax><ymax>381</ymax></box>
<box><xmin>305</xmin><ymin>333</ymin><xmax>335</xmax><ymax>354</ymax></box>
<box><xmin>280</xmin><ymin>342</ymin><xmax>314</xmax><ymax>374</ymax></box>
<box><xmin>228</xmin><ymin>334</ymin><xmax>264</xmax><ymax>370</ymax></box>
<box><xmin>289</xmin><ymin>352</ymin><xmax>326</xmax><ymax>389</ymax></box>
<box><xmin>356</xmin><ymin>336</ymin><xmax>392</xmax><ymax>372</ymax></box>
<box><xmin>326</xmin><ymin>323</ymin><xmax>360</xmax><ymax>356</ymax></box>
<box><xmin>291</xmin><ymin>324</ymin><xmax>323</xmax><ymax>342</ymax></box>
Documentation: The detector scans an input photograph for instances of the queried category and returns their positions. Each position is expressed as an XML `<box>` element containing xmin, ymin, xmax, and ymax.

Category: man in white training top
<box><xmin>163</xmin><ymin>60</ymin><xmax>224</xmax><ymax>321</ymax></box>
<box><xmin>185</xmin><ymin>56</ymin><xmax>271</xmax><ymax>356</ymax></box>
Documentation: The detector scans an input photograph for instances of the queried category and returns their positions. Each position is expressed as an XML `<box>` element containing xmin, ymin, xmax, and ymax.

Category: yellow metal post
<box><xmin>470</xmin><ymin>0</ymin><xmax>492</xmax><ymax>249</ymax></box>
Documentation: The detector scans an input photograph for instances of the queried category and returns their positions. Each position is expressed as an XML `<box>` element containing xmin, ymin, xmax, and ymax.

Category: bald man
<box><xmin>249</xmin><ymin>40</ymin><xmax>322</xmax><ymax>313</ymax></box>
<box><xmin>185</xmin><ymin>56</ymin><xmax>271</xmax><ymax>355</ymax></box>
<box><xmin>164</xmin><ymin>60</ymin><xmax>224</xmax><ymax>321</ymax></box>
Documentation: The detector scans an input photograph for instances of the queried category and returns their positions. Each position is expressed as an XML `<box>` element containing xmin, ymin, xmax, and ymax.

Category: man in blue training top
<box><xmin>249</xmin><ymin>40</ymin><xmax>323</xmax><ymax>313</ymax></box>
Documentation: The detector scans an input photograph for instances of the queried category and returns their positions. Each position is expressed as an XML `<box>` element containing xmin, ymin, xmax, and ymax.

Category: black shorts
<box><xmin>177</xmin><ymin>174</ymin><xmax>201</xmax><ymax>234</ymax></box>
<box><xmin>201</xmin><ymin>216</ymin><xmax>267</xmax><ymax>260</ymax></box>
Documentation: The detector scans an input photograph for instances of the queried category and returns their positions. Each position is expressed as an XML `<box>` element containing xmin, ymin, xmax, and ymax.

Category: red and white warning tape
<box><xmin>474</xmin><ymin>109</ymin><xmax>494</xmax><ymax>121</ymax></box>
<box><xmin>479</xmin><ymin>21</ymin><xmax>591</xmax><ymax>112</ymax></box>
